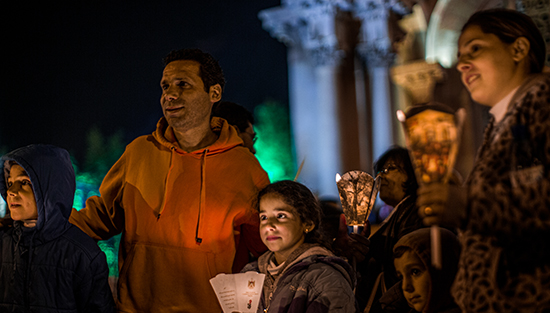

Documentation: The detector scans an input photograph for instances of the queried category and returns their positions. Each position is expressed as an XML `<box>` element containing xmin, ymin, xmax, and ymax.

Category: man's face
<box><xmin>6</xmin><ymin>164</ymin><xmax>38</xmax><ymax>222</ymax></box>
<box><xmin>160</xmin><ymin>60</ymin><xmax>221</xmax><ymax>133</ymax></box>
<box><xmin>239</xmin><ymin>122</ymin><xmax>257</xmax><ymax>154</ymax></box>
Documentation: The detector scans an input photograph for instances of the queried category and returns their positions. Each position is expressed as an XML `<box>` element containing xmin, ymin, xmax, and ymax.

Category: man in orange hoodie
<box><xmin>70</xmin><ymin>48</ymin><xmax>270</xmax><ymax>312</ymax></box>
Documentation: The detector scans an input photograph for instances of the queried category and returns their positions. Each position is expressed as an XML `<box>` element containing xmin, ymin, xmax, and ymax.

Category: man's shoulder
<box><xmin>214</xmin><ymin>145</ymin><xmax>267</xmax><ymax>170</ymax></box>
<box><xmin>121</xmin><ymin>133</ymin><xmax>172</xmax><ymax>159</ymax></box>
<box><xmin>127</xmin><ymin>133</ymin><xmax>164</xmax><ymax>149</ymax></box>
<box><xmin>218</xmin><ymin>145</ymin><xmax>260</xmax><ymax>163</ymax></box>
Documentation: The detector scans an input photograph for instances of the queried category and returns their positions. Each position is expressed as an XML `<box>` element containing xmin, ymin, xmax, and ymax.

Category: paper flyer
<box><xmin>209</xmin><ymin>271</ymin><xmax>265</xmax><ymax>313</ymax></box>
<box><xmin>336</xmin><ymin>170</ymin><xmax>380</xmax><ymax>226</ymax></box>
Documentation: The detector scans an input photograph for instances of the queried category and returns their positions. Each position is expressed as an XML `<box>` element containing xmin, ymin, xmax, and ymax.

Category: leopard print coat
<box><xmin>452</xmin><ymin>74</ymin><xmax>550</xmax><ymax>312</ymax></box>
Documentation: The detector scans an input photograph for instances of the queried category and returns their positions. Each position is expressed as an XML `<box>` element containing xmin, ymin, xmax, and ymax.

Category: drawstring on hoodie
<box><xmin>157</xmin><ymin>146</ymin><xmax>177</xmax><ymax>221</ymax></box>
<box><xmin>195</xmin><ymin>149</ymin><xmax>208</xmax><ymax>245</ymax></box>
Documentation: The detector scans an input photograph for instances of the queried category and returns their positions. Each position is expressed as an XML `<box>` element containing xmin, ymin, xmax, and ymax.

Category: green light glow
<box><xmin>254</xmin><ymin>101</ymin><xmax>296</xmax><ymax>182</ymax></box>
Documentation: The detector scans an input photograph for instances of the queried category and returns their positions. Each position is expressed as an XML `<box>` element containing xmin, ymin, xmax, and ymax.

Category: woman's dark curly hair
<box><xmin>163</xmin><ymin>48</ymin><xmax>226</xmax><ymax>92</ymax></box>
<box><xmin>257</xmin><ymin>180</ymin><xmax>331</xmax><ymax>249</ymax></box>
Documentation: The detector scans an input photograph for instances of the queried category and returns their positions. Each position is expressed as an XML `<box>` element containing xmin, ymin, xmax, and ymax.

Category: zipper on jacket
<box><xmin>23</xmin><ymin>230</ymin><xmax>37</xmax><ymax>313</ymax></box>
<box><xmin>264</xmin><ymin>292</ymin><xmax>273</xmax><ymax>313</ymax></box>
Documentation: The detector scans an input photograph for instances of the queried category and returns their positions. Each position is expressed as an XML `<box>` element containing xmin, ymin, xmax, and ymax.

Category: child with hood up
<box><xmin>380</xmin><ymin>228</ymin><xmax>461</xmax><ymax>313</ymax></box>
<box><xmin>0</xmin><ymin>144</ymin><xmax>115</xmax><ymax>312</ymax></box>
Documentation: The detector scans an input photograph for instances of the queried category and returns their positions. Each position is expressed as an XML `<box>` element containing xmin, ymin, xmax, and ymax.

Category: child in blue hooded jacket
<box><xmin>0</xmin><ymin>144</ymin><xmax>115</xmax><ymax>312</ymax></box>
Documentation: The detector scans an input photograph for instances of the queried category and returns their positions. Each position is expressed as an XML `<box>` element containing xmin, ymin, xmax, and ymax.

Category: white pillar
<box><xmin>287</xmin><ymin>48</ymin><xmax>321</xmax><ymax>190</ymax></box>
<box><xmin>259</xmin><ymin>2</ymin><xmax>345</xmax><ymax>198</ymax></box>
<box><xmin>355</xmin><ymin>0</ymin><xmax>404</xmax><ymax>160</ymax></box>
<box><xmin>315</xmin><ymin>64</ymin><xmax>341</xmax><ymax>197</ymax></box>
<box><xmin>369</xmin><ymin>67</ymin><xmax>395</xmax><ymax>160</ymax></box>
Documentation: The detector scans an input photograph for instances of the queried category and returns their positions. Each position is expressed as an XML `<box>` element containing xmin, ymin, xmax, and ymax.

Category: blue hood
<box><xmin>0</xmin><ymin>144</ymin><xmax>75</xmax><ymax>242</ymax></box>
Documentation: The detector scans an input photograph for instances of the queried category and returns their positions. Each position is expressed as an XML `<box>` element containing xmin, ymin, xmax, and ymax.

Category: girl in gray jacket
<box><xmin>243</xmin><ymin>180</ymin><xmax>358</xmax><ymax>313</ymax></box>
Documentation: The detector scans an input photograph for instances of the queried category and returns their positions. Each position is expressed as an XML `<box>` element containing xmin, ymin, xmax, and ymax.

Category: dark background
<box><xmin>1</xmin><ymin>1</ymin><xmax>288</xmax><ymax>164</ymax></box>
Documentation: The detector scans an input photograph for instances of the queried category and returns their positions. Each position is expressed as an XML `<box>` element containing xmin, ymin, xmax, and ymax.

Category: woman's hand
<box><xmin>417</xmin><ymin>183</ymin><xmax>467</xmax><ymax>228</ymax></box>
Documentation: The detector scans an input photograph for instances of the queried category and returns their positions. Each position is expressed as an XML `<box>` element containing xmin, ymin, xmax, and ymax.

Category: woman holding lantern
<box><xmin>418</xmin><ymin>8</ymin><xmax>550</xmax><ymax>312</ymax></box>
<box><xmin>355</xmin><ymin>146</ymin><xmax>424</xmax><ymax>312</ymax></box>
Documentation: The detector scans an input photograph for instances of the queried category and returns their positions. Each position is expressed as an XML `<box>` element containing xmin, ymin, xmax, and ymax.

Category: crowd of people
<box><xmin>0</xmin><ymin>8</ymin><xmax>549</xmax><ymax>313</ymax></box>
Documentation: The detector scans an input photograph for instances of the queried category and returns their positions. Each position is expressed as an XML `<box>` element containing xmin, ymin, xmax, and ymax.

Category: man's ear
<box><xmin>209</xmin><ymin>84</ymin><xmax>222</xmax><ymax>103</ymax></box>
<box><xmin>511</xmin><ymin>37</ymin><xmax>530</xmax><ymax>62</ymax></box>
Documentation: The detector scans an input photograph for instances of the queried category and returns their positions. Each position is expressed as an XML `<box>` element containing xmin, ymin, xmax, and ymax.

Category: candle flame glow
<box><xmin>396</xmin><ymin>110</ymin><xmax>406</xmax><ymax>122</ymax></box>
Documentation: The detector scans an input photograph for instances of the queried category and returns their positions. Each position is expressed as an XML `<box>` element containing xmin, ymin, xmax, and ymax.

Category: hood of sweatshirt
<box><xmin>0</xmin><ymin>144</ymin><xmax>75</xmax><ymax>244</ymax></box>
<box><xmin>153</xmin><ymin>116</ymin><xmax>244</xmax><ymax>156</ymax></box>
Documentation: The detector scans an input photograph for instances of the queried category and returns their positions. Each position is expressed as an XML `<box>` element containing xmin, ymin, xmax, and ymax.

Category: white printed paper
<box><xmin>210</xmin><ymin>271</ymin><xmax>265</xmax><ymax>313</ymax></box>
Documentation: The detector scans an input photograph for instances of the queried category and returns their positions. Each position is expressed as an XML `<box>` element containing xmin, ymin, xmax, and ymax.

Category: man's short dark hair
<box><xmin>163</xmin><ymin>48</ymin><xmax>226</xmax><ymax>93</ymax></box>
<box><xmin>211</xmin><ymin>101</ymin><xmax>254</xmax><ymax>132</ymax></box>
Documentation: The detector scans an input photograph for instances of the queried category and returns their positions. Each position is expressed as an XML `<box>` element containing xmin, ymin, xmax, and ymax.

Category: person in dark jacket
<box><xmin>0</xmin><ymin>144</ymin><xmax>115</xmax><ymax>313</ymax></box>
<box><xmin>356</xmin><ymin>146</ymin><xmax>424</xmax><ymax>312</ymax></box>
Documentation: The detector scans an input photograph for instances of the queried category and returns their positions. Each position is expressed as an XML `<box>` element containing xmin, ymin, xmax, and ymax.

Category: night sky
<box><xmin>2</xmin><ymin>1</ymin><xmax>288</xmax><ymax>164</ymax></box>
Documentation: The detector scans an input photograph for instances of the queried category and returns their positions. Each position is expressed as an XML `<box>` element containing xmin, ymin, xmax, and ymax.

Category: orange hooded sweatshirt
<box><xmin>69</xmin><ymin>117</ymin><xmax>269</xmax><ymax>312</ymax></box>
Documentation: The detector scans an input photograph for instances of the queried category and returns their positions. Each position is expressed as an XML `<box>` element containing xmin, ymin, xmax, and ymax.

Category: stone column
<box><xmin>259</xmin><ymin>0</ymin><xmax>409</xmax><ymax>195</ymax></box>
<box><xmin>354</xmin><ymin>0</ymin><xmax>407</xmax><ymax>160</ymax></box>
<box><xmin>335</xmin><ymin>10</ymin><xmax>371</xmax><ymax>174</ymax></box>
<box><xmin>259</xmin><ymin>1</ymin><xmax>348</xmax><ymax>197</ymax></box>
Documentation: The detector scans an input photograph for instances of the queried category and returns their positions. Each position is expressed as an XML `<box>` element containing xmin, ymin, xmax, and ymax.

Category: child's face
<box><xmin>259</xmin><ymin>194</ymin><xmax>310</xmax><ymax>264</ymax></box>
<box><xmin>395</xmin><ymin>250</ymin><xmax>431</xmax><ymax>312</ymax></box>
<box><xmin>6</xmin><ymin>164</ymin><xmax>38</xmax><ymax>222</ymax></box>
